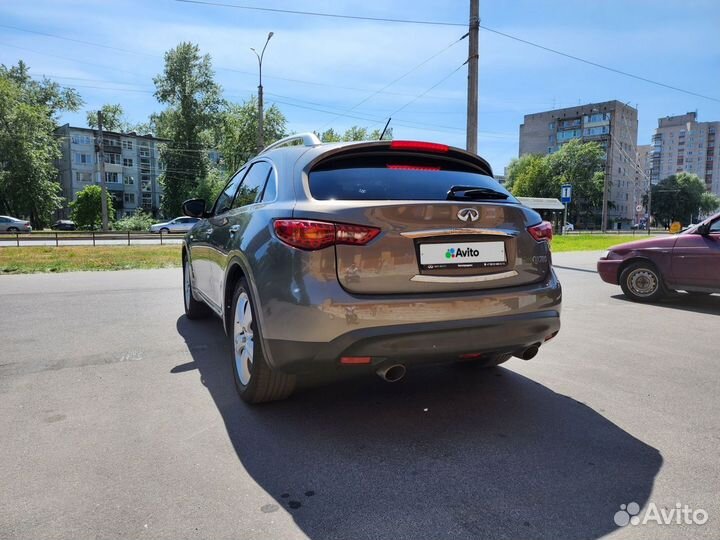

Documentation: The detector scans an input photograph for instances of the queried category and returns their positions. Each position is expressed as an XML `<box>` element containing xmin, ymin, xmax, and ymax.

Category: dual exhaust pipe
<box><xmin>375</xmin><ymin>345</ymin><xmax>539</xmax><ymax>382</ymax></box>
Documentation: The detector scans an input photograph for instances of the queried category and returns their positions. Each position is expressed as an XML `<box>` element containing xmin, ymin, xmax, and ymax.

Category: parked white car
<box><xmin>563</xmin><ymin>223</ymin><xmax>575</xmax><ymax>232</ymax></box>
<box><xmin>0</xmin><ymin>215</ymin><xmax>32</xmax><ymax>233</ymax></box>
<box><xmin>150</xmin><ymin>217</ymin><xmax>200</xmax><ymax>234</ymax></box>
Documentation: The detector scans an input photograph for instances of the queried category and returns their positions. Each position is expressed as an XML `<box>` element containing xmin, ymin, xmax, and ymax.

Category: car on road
<box><xmin>597</xmin><ymin>211</ymin><xmax>720</xmax><ymax>301</ymax></box>
<box><xmin>563</xmin><ymin>223</ymin><xmax>575</xmax><ymax>232</ymax></box>
<box><xmin>51</xmin><ymin>220</ymin><xmax>77</xmax><ymax>231</ymax></box>
<box><xmin>181</xmin><ymin>134</ymin><xmax>562</xmax><ymax>403</ymax></box>
<box><xmin>0</xmin><ymin>215</ymin><xmax>32</xmax><ymax>233</ymax></box>
<box><xmin>150</xmin><ymin>217</ymin><xmax>201</xmax><ymax>234</ymax></box>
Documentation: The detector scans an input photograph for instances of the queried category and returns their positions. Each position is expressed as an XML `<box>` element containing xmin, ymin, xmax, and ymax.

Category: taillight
<box><xmin>273</xmin><ymin>219</ymin><xmax>380</xmax><ymax>250</ymax></box>
<box><xmin>390</xmin><ymin>140</ymin><xmax>449</xmax><ymax>153</ymax></box>
<box><xmin>528</xmin><ymin>221</ymin><xmax>553</xmax><ymax>242</ymax></box>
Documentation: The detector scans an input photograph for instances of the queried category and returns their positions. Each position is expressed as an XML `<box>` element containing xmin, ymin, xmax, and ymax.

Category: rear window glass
<box><xmin>309</xmin><ymin>154</ymin><xmax>514</xmax><ymax>202</ymax></box>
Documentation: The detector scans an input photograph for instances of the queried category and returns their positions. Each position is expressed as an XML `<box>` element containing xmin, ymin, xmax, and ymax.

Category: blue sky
<box><xmin>1</xmin><ymin>0</ymin><xmax>719</xmax><ymax>173</ymax></box>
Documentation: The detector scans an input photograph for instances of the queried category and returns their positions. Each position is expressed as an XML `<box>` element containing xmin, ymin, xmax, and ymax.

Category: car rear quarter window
<box><xmin>232</xmin><ymin>161</ymin><xmax>273</xmax><ymax>209</ymax></box>
<box><xmin>309</xmin><ymin>154</ymin><xmax>513</xmax><ymax>202</ymax></box>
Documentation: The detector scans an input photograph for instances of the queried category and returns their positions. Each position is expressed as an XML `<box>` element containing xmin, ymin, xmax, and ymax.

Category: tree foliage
<box><xmin>153</xmin><ymin>42</ymin><xmax>223</xmax><ymax>217</ymax></box>
<box><xmin>646</xmin><ymin>173</ymin><xmax>712</xmax><ymax>227</ymax></box>
<box><xmin>316</xmin><ymin>126</ymin><xmax>391</xmax><ymax>142</ymax></box>
<box><xmin>71</xmin><ymin>184</ymin><xmax>114</xmax><ymax>229</ymax></box>
<box><xmin>113</xmin><ymin>209</ymin><xmax>156</xmax><ymax>231</ymax></box>
<box><xmin>700</xmin><ymin>191</ymin><xmax>720</xmax><ymax>216</ymax></box>
<box><xmin>86</xmin><ymin>103</ymin><xmax>128</xmax><ymax>132</ymax></box>
<box><xmin>218</xmin><ymin>97</ymin><xmax>287</xmax><ymax>173</ymax></box>
<box><xmin>509</xmin><ymin>139</ymin><xmax>606</xmax><ymax>225</ymax></box>
<box><xmin>0</xmin><ymin>61</ymin><xmax>82</xmax><ymax>227</ymax></box>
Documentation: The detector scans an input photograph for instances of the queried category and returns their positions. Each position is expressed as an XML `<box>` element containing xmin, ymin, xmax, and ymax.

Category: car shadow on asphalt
<box><xmin>174</xmin><ymin>315</ymin><xmax>662</xmax><ymax>540</ymax></box>
<box><xmin>611</xmin><ymin>293</ymin><xmax>720</xmax><ymax>316</ymax></box>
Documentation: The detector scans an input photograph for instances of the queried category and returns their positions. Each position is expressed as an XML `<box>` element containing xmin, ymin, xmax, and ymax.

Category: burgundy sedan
<box><xmin>598</xmin><ymin>212</ymin><xmax>720</xmax><ymax>302</ymax></box>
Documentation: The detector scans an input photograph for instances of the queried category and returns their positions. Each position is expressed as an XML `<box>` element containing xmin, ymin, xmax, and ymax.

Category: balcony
<box><xmin>103</xmin><ymin>142</ymin><xmax>122</xmax><ymax>154</ymax></box>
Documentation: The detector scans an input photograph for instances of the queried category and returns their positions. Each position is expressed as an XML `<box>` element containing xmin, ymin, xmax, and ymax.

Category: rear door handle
<box><xmin>229</xmin><ymin>225</ymin><xmax>241</xmax><ymax>235</ymax></box>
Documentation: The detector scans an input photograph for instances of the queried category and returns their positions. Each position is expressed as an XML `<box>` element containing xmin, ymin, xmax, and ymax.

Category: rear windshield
<box><xmin>309</xmin><ymin>154</ymin><xmax>515</xmax><ymax>202</ymax></box>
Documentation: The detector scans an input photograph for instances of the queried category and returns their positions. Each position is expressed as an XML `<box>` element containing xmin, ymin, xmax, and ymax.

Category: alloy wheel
<box><xmin>234</xmin><ymin>292</ymin><xmax>254</xmax><ymax>385</ymax></box>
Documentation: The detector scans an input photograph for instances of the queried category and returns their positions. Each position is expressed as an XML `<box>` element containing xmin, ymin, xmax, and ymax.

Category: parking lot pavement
<box><xmin>1</xmin><ymin>252</ymin><xmax>718</xmax><ymax>540</ymax></box>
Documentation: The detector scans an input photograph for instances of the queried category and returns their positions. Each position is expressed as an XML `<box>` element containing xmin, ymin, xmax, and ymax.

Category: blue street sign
<box><xmin>561</xmin><ymin>184</ymin><xmax>572</xmax><ymax>204</ymax></box>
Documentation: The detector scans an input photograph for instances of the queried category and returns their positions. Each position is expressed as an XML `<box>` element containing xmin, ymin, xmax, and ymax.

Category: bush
<box><xmin>71</xmin><ymin>185</ymin><xmax>114</xmax><ymax>229</ymax></box>
<box><xmin>113</xmin><ymin>210</ymin><xmax>156</xmax><ymax>231</ymax></box>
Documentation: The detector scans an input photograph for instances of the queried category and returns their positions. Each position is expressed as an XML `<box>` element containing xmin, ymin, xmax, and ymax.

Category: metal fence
<box><xmin>0</xmin><ymin>230</ymin><xmax>183</xmax><ymax>247</ymax></box>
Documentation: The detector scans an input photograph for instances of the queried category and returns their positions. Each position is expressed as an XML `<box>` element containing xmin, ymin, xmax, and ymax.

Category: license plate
<box><xmin>419</xmin><ymin>241</ymin><xmax>506</xmax><ymax>269</ymax></box>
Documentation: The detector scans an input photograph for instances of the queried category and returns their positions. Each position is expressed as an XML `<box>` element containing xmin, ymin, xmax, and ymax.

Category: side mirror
<box><xmin>182</xmin><ymin>198</ymin><xmax>207</xmax><ymax>218</ymax></box>
<box><xmin>697</xmin><ymin>223</ymin><xmax>710</xmax><ymax>236</ymax></box>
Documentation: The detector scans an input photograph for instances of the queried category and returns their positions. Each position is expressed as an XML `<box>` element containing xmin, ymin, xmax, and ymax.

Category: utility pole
<box><xmin>252</xmin><ymin>32</ymin><xmax>274</xmax><ymax>153</ymax></box>
<box><xmin>466</xmin><ymin>0</ymin><xmax>479</xmax><ymax>154</ymax></box>
<box><xmin>601</xmin><ymin>132</ymin><xmax>610</xmax><ymax>232</ymax></box>
<box><xmin>96</xmin><ymin>111</ymin><xmax>109</xmax><ymax>231</ymax></box>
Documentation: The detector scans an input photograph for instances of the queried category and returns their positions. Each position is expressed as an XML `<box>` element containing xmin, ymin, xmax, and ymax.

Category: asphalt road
<box><xmin>1</xmin><ymin>252</ymin><xmax>718</xmax><ymax>540</ymax></box>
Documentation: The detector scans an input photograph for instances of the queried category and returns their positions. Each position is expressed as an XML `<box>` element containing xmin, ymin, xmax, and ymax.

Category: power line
<box><xmin>174</xmin><ymin>0</ymin><xmax>466</xmax><ymax>27</ymax></box>
<box><xmin>479</xmin><ymin>25</ymin><xmax>720</xmax><ymax>104</ymax></box>
<box><xmin>175</xmin><ymin>3</ymin><xmax>719</xmax><ymax>102</ymax></box>
<box><xmin>317</xmin><ymin>33</ymin><xmax>468</xmax><ymax>130</ymax></box>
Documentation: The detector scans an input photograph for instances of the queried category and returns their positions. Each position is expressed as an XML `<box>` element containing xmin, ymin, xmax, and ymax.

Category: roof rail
<box><xmin>260</xmin><ymin>132</ymin><xmax>321</xmax><ymax>154</ymax></box>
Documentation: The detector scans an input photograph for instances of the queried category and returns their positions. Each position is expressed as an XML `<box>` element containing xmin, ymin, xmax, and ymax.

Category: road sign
<box><xmin>669</xmin><ymin>221</ymin><xmax>682</xmax><ymax>234</ymax></box>
<box><xmin>560</xmin><ymin>184</ymin><xmax>572</xmax><ymax>204</ymax></box>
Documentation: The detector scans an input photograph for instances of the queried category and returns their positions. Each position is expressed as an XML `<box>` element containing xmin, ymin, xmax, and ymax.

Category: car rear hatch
<box><xmin>291</xmin><ymin>141</ymin><xmax>552</xmax><ymax>294</ymax></box>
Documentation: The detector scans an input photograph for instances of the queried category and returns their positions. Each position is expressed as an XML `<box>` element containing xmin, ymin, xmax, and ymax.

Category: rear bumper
<box><xmin>597</xmin><ymin>259</ymin><xmax>622</xmax><ymax>284</ymax></box>
<box><xmin>266</xmin><ymin>309</ymin><xmax>560</xmax><ymax>374</ymax></box>
<box><xmin>259</xmin><ymin>270</ymin><xmax>562</xmax><ymax>374</ymax></box>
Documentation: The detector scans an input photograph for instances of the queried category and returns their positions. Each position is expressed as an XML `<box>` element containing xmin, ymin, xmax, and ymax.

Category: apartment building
<box><xmin>55</xmin><ymin>124</ymin><xmax>166</xmax><ymax>219</ymax></box>
<box><xmin>648</xmin><ymin>112</ymin><xmax>719</xmax><ymax>195</ymax></box>
<box><xmin>519</xmin><ymin>100</ymin><xmax>639</xmax><ymax>226</ymax></box>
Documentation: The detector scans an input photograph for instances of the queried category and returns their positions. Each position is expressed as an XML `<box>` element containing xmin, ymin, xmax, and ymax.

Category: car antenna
<box><xmin>379</xmin><ymin>117</ymin><xmax>391</xmax><ymax>140</ymax></box>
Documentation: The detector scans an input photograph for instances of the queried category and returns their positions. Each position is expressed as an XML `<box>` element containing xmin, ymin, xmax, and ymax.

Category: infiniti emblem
<box><xmin>457</xmin><ymin>208</ymin><xmax>480</xmax><ymax>222</ymax></box>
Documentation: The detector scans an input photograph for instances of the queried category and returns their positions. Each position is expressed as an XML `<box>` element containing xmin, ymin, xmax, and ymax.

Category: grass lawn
<box><xmin>0</xmin><ymin>245</ymin><xmax>181</xmax><ymax>274</ymax></box>
<box><xmin>552</xmin><ymin>234</ymin><xmax>656</xmax><ymax>252</ymax></box>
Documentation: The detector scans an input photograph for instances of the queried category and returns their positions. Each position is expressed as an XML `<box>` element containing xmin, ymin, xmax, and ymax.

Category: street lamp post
<box><xmin>251</xmin><ymin>32</ymin><xmax>274</xmax><ymax>154</ymax></box>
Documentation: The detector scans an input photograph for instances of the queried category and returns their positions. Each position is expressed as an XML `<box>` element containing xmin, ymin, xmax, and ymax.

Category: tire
<box><xmin>183</xmin><ymin>258</ymin><xmax>211</xmax><ymax>319</ymax></box>
<box><xmin>457</xmin><ymin>353</ymin><xmax>512</xmax><ymax>368</ymax></box>
<box><xmin>7</xmin><ymin>227</ymin><xmax>18</xmax><ymax>232</ymax></box>
<box><xmin>619</xmin><ymin>262</ymin><xmax>666</xmax><ymax>302</ymax></box>
<box><xmin>231</xmin><ymin>278</ymin><xmax>295</xmax><ymax>404</ymax></box>
<box><xmin>160</xmin><ymin>228</ymin><xmax>170</xmax><ymax>234</ymax></box>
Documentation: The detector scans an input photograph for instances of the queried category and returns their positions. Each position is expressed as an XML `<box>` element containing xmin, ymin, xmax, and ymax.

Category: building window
<box><xmin>71</xmin><ymin>135</ymin><xmax>92</xmax><ymax>145</ymax></box>
<box><xmin>105</xmin><ymin>172</ymin><xmax>120</xmax><ymax>183</ymax></box>
<box><xmin>142</xmin><ymin>193</ymin><xmax>152</xmax><ymax>209</ymax></box>
<box><xmin>122</xmin><ymin>140</ymin><xmax>133</xmax><ymax>150</ymax></box>
<box><xmin>124</xmin><ymin>176</ymin><xmax>135</xmax><ymax>185</ymax></box>
<box><xmin>74</xmin><ymin>152</ymin><xmax>93</xmax><ymax>165</ymax></box>
<box><xmin>123</xmin><ymin>193</ymin><xmax>136</xmax><ymax>205</ymax></box>
<box><xmin>123</xmin><ymin>158</ymin><xmax>133</xmax><ymax>167</ymax></box>
<box><xmin>548</xmin><ymin>122</ymin><xmax>555</xmax><ymax>131</ymax></box>
<box><xmin>75</xmin><ymin>172</ymin><xmax>93</xmax><ymax>183</ymax></box>
<box><xmin>104</xmin><ymin>154</ymin><xmax>120</xmax><ymax>165</ymax></box>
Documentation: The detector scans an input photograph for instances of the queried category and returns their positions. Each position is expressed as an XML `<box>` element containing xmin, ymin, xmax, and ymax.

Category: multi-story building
<box><xmin>648</xmin><ymin>112</ymin><xmax>719</xmax><ymax>195</ymax></box>
<box><xmin>519</xmin><ymin>100</ymin><xmax>639</xmax><ymax>226</ymax></box>
<box><xmin>55</xmin><ymin>124</ymin><xmax>166</xmax><ymax>219</ymax></box>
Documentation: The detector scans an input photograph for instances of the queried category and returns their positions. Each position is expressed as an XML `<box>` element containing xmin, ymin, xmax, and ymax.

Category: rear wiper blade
<box><xmin>446</xmin><ymin>185</ymin><xmax>509</xmax><ymax>200</ymax></box>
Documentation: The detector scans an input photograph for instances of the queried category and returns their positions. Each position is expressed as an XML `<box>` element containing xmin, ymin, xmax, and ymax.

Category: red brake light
<box><xmin>528</xmin><ymin>221</ymin><xmax>553</xmax><ymax>242</ymax></box>
<box><xmin>386</xmin><ymin>165</ymin><xmax>441</xmax><ymax>171</ymax></box>
<box><xmin>390</xmin><ymin>140</ymin><xmax>449</xmax><ymax>153</ymax></box>
<box><xmin>274</xmin><ymin>220</ymin><xmax>380</xmax><ymax>250</ymax></box>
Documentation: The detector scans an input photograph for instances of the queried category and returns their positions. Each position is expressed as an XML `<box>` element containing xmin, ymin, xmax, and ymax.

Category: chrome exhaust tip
<box><xmin>376</xmin><ymin>364</ymin><xmax>406</xmax><ymax>382</ymax></box>
<box><xmin>515</xmin><ymin>345</ymin><xmax>540</xmax><ymax>361</ymax></box>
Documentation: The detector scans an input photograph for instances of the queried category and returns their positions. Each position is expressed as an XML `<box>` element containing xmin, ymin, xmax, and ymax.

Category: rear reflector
<box><xmin>390</xmin><ymin>140</ymin><xmax>449</xmax><ymax>153</ymax></box>
<box><xmin>459</xmin><ymin>352</ymin><xmax>484</xmax><ymax>359</ymax></box>
<box><xmin>527</xmin><ymin>221</ymin><xmax>553</xmax><ymax>242</ymax></box>
<box><xmin>387</xmin><ymin>164</ymin><xmax>441</xmax><ymax>171</ymax></box>
<box><xmin>274</xmin><ymin>219</ymin><xmax>380</xmax><ymax>250</ymax></box>
<box><xmin>340</xmin><ymin>356</ymin><xmax>372</xmax><ymax>365</ymax></box>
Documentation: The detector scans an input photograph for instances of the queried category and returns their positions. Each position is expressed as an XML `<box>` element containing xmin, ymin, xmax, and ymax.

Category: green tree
<box><xmin>153</xmin><ymin>42</ymin><xmax>223</xmax><ymax>217</ymax></box>
<box><xmin>316</xmin><ymin>126</ymin><xmax>391</xmax><ymax>143</ymax></box>
<box><xmin>510</xmin><ymin>140</ymin><xmax>605</xmax><ymax>225</ymax></box>
<box><xmin>700</xmin><ymin>191</ymin><xmax>720</xmax><ymax>216</ymax></box>
<box><xmin>218</xmin><ymin>98</ymin><xmax>286</xmax><ymax>173</ymax></box>
<box><xmin>648</xmin><ymin>173</ymin><xmax>709</xmax><ymax>227</ymax></box>
<box><xmin>191</xmin><ymin>166</ymin><xmax>226</xmax><ymax>206</ymax></box>
<box><xmin>0</xmin><ymin>61</ymin><xmax>82</xmax><ymax>228</ymax></box>
<box><xmin>70</xmin><ymin>185</ymin><xmax>114</xmax><ymax>229</ymax></box>
<box><xmin>86</xmin><ymin>103</ymin><xmax>127</xmax><ymax>132</ymax></box>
